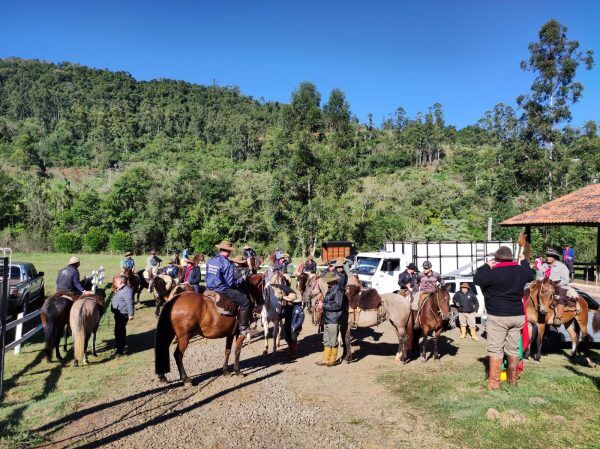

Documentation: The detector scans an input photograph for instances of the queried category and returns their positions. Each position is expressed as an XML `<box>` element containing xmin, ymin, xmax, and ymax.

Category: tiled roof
<box><xmin>501</xmin><ymin>183</ymin><xmax>600</xmax><ymax>227</ymax></box>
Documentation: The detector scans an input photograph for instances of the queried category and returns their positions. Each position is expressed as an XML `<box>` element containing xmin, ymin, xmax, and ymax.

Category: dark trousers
<box><xmin>113</xmin><ymin>310</ymin><xmax>129</xmax><ymax>354</ymax></box>
<box><xmin>223</xmin><ymin>288</ymin><xmax>250</xmax><ymax>311</ymax></box>
<box><xmin>191</xmin><ymin>284</ymin><xmax>201</xmax><ymax>293</ymax></box>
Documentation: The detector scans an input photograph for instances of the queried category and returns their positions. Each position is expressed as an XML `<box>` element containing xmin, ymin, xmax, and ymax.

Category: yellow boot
<box><xmin>316</xmin><ymin>347</ymin><xmax>331</xmax><ymax>366</ymax></box>
<box><xmin>470</xmin><ymin>328</ymin><xmax>479</xmax><ymax>341</ymax></box>
<box><xmin>327</xmin><ymin>346</ymin><xmax>339</xmax><ymax>367</ymax></box>
<box><xmin>460</xmin><ymin>326</ymin><xmax>467</xmax><ymax>339</ymax></box>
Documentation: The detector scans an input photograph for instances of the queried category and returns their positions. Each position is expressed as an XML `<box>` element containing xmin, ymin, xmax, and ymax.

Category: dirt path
<box><xmin>37</xmin><ymin>319</ymin><xmax>475</xmax><ymax>449</ymax></box>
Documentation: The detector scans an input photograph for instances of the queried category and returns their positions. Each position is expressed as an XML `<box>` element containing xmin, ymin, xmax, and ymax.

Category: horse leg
<box><xmin>273</xmin><ymin>318</ymin><xmax>280</xmax><ymax>353</ymax></box>
<box><xmin>433</xmin><ymin>328</ymin><xmax>442</xmax><ymax>360</ymax></box>
<box><xmin>173</xmin><ymin>334</ymin><xmax>191</xmax><ymax>385</ymax></box>
<box><xmin>420</xmin><ymin>329</ymin><xmax>428</xmax><ymax>362</ymax></box>
<box><xmin>534</xmin><ymin>323</ymin><xmax>545</xmax><ymax>362</ymax></box>
<box><xmin>262</xmin><ymin>313</ymin><xmax>269</xmax><ymax>356</ymax></box>
<box><xmin>391</xmin><ymin>321</ymin><xmax>404</xmax><ymax>363</ymax></box>
<box><xmin>223</xmin><ymin>335</ymin><xmax>234</xmax><ymax>375</ymax></box>
<box><xmin>565</xmin><ymin>321</ymin><xmax>579</xmax><ymax>360</ymax></box>
<box><xmin>233</xmin><ymin>334</ymin><xmax>246</xmax><ymax>375</ymax></box>
<box><xmin>524</xmin><ymin>322</ymin><xmax>533</xmax><ymax>359</ymax></box>
<box><xmin>344</xmin><ymin>323</ymin><xmax>352</xmax><ymax>363</ymax></box>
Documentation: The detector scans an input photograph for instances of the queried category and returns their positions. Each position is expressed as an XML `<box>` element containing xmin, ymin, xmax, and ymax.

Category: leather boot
<box><xmin>507</xmin><ymin>356</ymin><xmax>519</xmax><ymax>386</ymax></box>
<box><xmin>470</xmin><ymin>328</ymin><xmax>479</xmax><ymax>341</ymax></box>
<box><xmin>316</xmin><ymin>347</ymin><xmax>331</xmax><ymax>366</ymax></box>
<box><xmin>237</xmin><ymin>307</ymin><xmax>251</xmax><ymax>336</ymax></box>
<box><xmin>553</xmin><ymin>304</ymin><xmax>564</xmax><ymax>326</ymax></box>
<box><xmin>289</xmin><ymin>342</ymin><xmax>298</xmax><ymax>360</ymax></box>
<box><xmin>487</xmin><ymin>356</ymin><xmax>503</xmax><ymax>390</ymax></box>
<box><xmin>460</xmin><ymin>326</ymin><xmax>467</xmax><ymax>339</ymax></box>
<box><xmin>327</xmin><ymin>346</ymin><xmax>339</xmax><ymax>367</ymax></box>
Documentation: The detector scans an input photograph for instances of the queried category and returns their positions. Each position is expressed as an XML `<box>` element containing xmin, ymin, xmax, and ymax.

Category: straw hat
<box><xmin>168</xmin><ymin>256</ymin><xmax>178</xmax><ymax>264</ymax></box>
<box><xmin>232</xmin><ymin>255</ymin><xmax>247</xmax><ymax>264</ymax></box>
<box><xmin>489</xmin><ymin>246</ymin><xmax>514</xmax><ymax>261</ymax></box>
<box><xmin>323</xmin><ymin>272</ymin><xmax>340</xmax><ymax>283</ymax></box>
<box><xmin>283</xmin><ymin>292</ymin><xmax>301</xmax><ymax>303</ymax></box>
<box><xmin>307</xmin><ymin>255</ymin><xmax>314</xmax><ymax>260</ymax></box>
<box><xmin>215</xmin><ymin>240</ymin><xmax>234</xmax><ymax>251</ymax></box>
<box><xmin>460</xmin><ymin>283</ymin><xmax>470</xmax><ymax>289</ymax></box>
<box><xmin>68</xmin><ymin>256</ymin><xmax>80</xmax><ymax>265</ymax></box>
<box><xmin>125</xmin><ymin>251</ymin><xmax>133</xmax><ymax>257</ymax></box>
<box><xmin>244</xmin><ymin>245</ymin><xmax>251</xmax><ymax>250</ymax></box>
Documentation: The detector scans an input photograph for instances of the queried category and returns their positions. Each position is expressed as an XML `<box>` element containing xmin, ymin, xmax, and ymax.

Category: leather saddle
<box><xmin>204</xmin><ymin>290</ymin><xmax>238</xmax><ymax>316</ymax></box>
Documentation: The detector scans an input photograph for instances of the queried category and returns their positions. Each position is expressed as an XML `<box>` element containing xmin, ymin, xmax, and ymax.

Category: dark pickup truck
<box><xmin>0</xmin><ymin>262</ymin><xmax>45</xmax><ymax>313</ymax></box>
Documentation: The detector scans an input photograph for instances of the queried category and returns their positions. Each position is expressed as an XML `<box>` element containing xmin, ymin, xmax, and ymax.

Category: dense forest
<box><xmin>1</xmin><ymin>20</ymin><xmax>599</xmax><ymax>260</ymax></box>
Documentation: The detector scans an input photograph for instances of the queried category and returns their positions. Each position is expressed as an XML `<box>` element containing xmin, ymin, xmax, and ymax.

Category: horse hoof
<box><xmin>234</xmin><ymin>370</ymin><xmax>244</xmax><ymax>377</ymax></box>
<box><xmin>420</xmin><ymin>357</ymin><xmax>427</xmax><ymax>363</ymax></box>
<box><xmin>182</xmin><ymin>378</ymin><xmax>192</xmax><ymax>386</ymax></box>
<box><xmin>158</xmin><ymin>375</ymin><xmax>168</xmax><ymax>383</ymax></box>
<box><xmin>262</xmin><ymin>350</ymin><xmax>268</xmax><ymax>356</ymax></box>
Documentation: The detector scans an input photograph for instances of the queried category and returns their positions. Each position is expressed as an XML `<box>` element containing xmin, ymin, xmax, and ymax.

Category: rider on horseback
<box><xmin>413</xmin><ymin>261</ymin><xmax>444</xmax><ymax>310</ymax></box>
<box><xmin>145</xmin><ymin>250</ymin><xmax>162</xmax><ymax>293</ymax></box>
<box><xmin>243</xmin><ymin>245</ymin><xmax>258</xmax><ymax>273</ymax></box>
<box><xmin>232</xmin><ymin>255</ymin><xmax>251</xmax><ymax>279</ymax></box>
<box><xmin>185</xmin><ymin>255</ymin><xmax>203</xmax><ymax>293</ymax></box>
<box><xmin>304</xmin><ymin>255</ymin><xmax>317</xmax><ymax>274</ymax></box>
<box><xmin>206</xmin><ymin>241</ymin><xmax>251</xmax><ymax>336</ymax></box>
<box><xmin>542</xmin><ymin>249</ymin><xmax>574</xmax><ymax>325</ymax></box>
<box><xmin>120</xmin><ymin>252</ymin><xmax>135</xmax><ymax>272</ymax></box>
<box><xmin>398</xmin><ymin>263</ymin><xmax>418</xmax><ymax>292</ymax></box>
<box><xmin>56</xmin><ymin>256</ymin><xmax>91</xmax><ymax>295</ymax></box>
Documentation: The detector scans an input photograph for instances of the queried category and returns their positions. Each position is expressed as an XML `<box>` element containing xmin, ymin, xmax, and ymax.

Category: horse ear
<box><xmin>443</xmin><ymin>284</ymin><xmax>452</xmax><ymax>292</ymax></box>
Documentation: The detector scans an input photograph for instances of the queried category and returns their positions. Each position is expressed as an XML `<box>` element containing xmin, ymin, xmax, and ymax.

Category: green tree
<box><xmin>83</xmin><ymin>227</ymin><xmax>109</xmax><ymax>252</ymax></box>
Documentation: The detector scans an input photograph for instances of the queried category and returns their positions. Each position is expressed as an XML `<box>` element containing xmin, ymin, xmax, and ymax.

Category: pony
<box><xmin>412</xmin><ymin>286</ymin><xmax>452</xmax><ymax>362</ymax></box>
<box><xmin>41</xmin><ymin>277</ymin><xmax>94</xmax><ymax>363</ymax></box>
<box><xmin>69</xmin><ymin>290</ymin><xmax>106</xmax><ymax>366</ymax></box>
<box><xmin>526</xmin><ymin>279</ymin><xmax>595</xmax><ymax>365</ymax></box>
<box><xmin>261</xmin><ymin>271</ymin><xmax>294</xmax><ymax>355</ymax></box>
<box><xmin>154</xmin><ymin>274</ymin><xmax>265</xmax><ymax>385</ymax></box>
<box><xmin>380</xmin><ymin>292</ymin><xmax>414</xmax><ymax>363</ymax></box>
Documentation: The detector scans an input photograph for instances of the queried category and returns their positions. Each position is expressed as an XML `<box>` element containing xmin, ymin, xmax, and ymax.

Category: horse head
<box><xmin>534</xmin><ymin>279</ymin><xmax>557</xmax><ymax>315</ymax></box>
<box><xmin>244</xmin><ymin>273</ymin><xmax>266</xmax><ymax>306</ymax></box>
<box><xmin>436</xmin><ymin>285</ymin><xmax>452</xmax><ymax>321</ymax></box>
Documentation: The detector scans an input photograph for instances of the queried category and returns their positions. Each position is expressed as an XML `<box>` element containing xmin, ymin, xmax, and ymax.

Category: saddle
<box><xmin>349</xmin><ymin>289</ymin><xmax>385</xmax><ymax>329</ymax></box>
<box><xmin>204</xmin><ymin>290</ymin><xmax>238</xmax><ymax>316</ymax></box>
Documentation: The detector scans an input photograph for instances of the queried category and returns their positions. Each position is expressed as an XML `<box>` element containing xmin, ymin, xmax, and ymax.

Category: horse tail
<box><xmin>69</xmin><ymin>299</ymin><xmax>88</xmax><ymax>363</ymax></box>
<box><xmin>592</xmin><ymin>310</ymin><xmax>600</xmax><ymax>334</ymax></box>
<box><xmin>42</xmin><ymin>301</ymin><xmax>58</xmax><ymax>362</ymax></box>
<box><xmin>155</xmin><ymin>297</ymin><xmax>177</xmax><ymax>375</ymax></box>
<box><xmin>406</xmin><ymin>306</ymin><xmax>414</xmax><ymax>352</ymax></box>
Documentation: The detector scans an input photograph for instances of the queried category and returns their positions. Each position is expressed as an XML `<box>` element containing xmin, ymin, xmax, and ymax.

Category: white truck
<box><xmin>353</xmin><ymin>251</ymin><xmax>410</xmax><ymax>294</ymax></box>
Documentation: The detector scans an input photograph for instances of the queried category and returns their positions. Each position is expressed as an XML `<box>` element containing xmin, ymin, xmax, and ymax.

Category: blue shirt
<box><xmin>56</xmin><ymin>265</ymin><xmax>85</xmax><ymax>294</ymax></box>
<box><xmin>205</xmin><ymin>254</ymin><xmax>243</xmax><ymax>292</ymax></box>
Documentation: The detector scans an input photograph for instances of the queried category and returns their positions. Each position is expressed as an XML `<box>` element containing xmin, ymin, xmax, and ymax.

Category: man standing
<box><xmin>56</xmin><ymin>256</ymin><xmax>91</xmax><ymax>295</ymax></box>
<box><xmin>398</xmin><ymin>263</ymin><xmax>418</xmax><ymax>292</ymax></box>
<box><xmin>111</xmin><ymin>274</ymin><xmax>134</xmax><ymax>356</ymax></box>
<box><xmin>541</xmin><ymin>249</ymin><xmax>572</xmax><ymax>325</ymax></box>
<box><xmin>452</xmin><ymin>283</ymin><xmax>479</xmax><ymax>341</ymax></box>
<box><xmin>316</xmin><ymin>272</ymin><xmax>344</xmax><ymax>367</ymax></box>
<box><xmin>205</xmin><ymin>241</ymin><xmax>251</xmax><ymax>336</ymax></box>
<box><xmin>474</xmin><ymin>246</ymin><xmax>533</xmax><ymax>389</ymax></box>
<box><xmin>562</xmin><ymin>244</ymin><xmax>575</xmax><ymax>279</ymax></box>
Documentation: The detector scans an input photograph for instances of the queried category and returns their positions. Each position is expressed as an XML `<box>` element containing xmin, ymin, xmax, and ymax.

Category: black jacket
<box><xmin>474</xmin><ymin>260</ymin><xmax>533</xmax><ymax>317</ymax></box>
<box><xmin>452</xmin><ymin>291</ymin><xmax>479</xmax><ymax>313</ymax></box>
<box><xmin>304</xmin><ymin>260</ymin><xmax>317</xmax><ymax>273</ymax></box>
<box><xmin>398</xmin><ymin>270</ymin><xmax>416</xmax><ymax>290</ymax></box>
<box><xmin>187</xmin><ymin>266</ymin><xmax>202</xmax><ymax>285</ymax></box>
<box><xmin>337</xmin><ymin>270</ymin><xmax>348</xmax><ymax>290</ymax></box>
<box><xmin>56</xmin><ymin>265</ymin><xmax>84</xmax><ymax>294</ymax></box>
<box><xmin>323</xmin><ymin>284</ymin><xmax>344</xmax><ymax>324</ymax></box>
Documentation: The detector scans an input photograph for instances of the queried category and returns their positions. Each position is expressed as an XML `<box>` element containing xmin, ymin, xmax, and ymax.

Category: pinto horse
<box><xmin>526</xmin><ymin>279</ymin><xmax>595</xmax><ymax>365</ymax></box>
<box><xmin>261</xmin><ymin>271</ymin><xmax>294</xmax><ymax>355</ymax></box>
<box><xmin>413</xmin><ymin>286</ymin><xmax>452</xmax><ymax>362</ymax></box>
<box><xmin>154</xmin><ymin>274</ymin><xmax>265</xmax><ymax>384</ymax></box>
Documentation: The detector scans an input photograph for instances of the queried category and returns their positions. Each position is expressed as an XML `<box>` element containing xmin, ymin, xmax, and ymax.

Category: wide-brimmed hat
<box><xmin>489</xmin><ymin>246</ymin><xmax>514</xmax><ymax>261</ymax></box>
<box><xmin>407</xmin><ymin>263</ymin><xmax>418</xmax><ymax>271</ymax></box>
<box><xmin>150</xmin><ymin>249</ymin><xmax>157</xmax><ymax>255</ymax></box>
<box><xmin>546</xmin><ymin>248</ymin><xmax>561</xmax><ymax>259</ymax></box>
<box><xmin>334</xmin><ymin>260</ymin><xmax>344</xmax><ymax>268</ymax></box>
<box><xmin>68</xmin><ymin>256</ymin><xmax>80</xmax><ymax>265</ymax></box>
<box><xmin>307</xmin><ymin>255</ymin><xmax>314</xmax><ymax>260</ymax></box>
<box><xmin>243</xmin><ymin>245</ymin><xmax>251</xmax><ymax>250</ymax></box>
<box><xmin>215</xmin><ymin>240</ymin><xmax>234</xmax><ymax>251</ymax></box>
<box><xmin>232</xmin><ymin>255</ymin><xmax>247</xmax><ymax>264</ymax></box>
<box><xmin>124</xmin><ymin>251</ymin><xmax>133</xmax><ymax>257</ymax></box>
<box><xmin>323</xmin><ymin>272</ymin><xmax>340</xmax><ymax>283</ymax></box>
<box><xmin>328</xmin><ymin>259</ymin><xmax>337</xmax><ymax>266</ymax></box>
<box><xmin>283</xmin><ymin>292</ymin><xmax>301</xmax><ymax>303</ymax></box>
<box><xmin>460</xmin><ymin>283</ymin><xmax>470</xmax><ymax>289</ymax></box>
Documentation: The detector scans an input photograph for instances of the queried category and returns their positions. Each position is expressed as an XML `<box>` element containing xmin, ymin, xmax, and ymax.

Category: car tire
<box><xmin>449</xmin><ymin>307</ymin><xmax>458</xmax><ymax>329</ymax></box>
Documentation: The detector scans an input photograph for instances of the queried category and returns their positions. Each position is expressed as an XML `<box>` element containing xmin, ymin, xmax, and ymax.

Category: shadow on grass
<box><xmin>563</xmin><ymin>365</ymin><xmax>600</xmax><ymax>391</ymax></box>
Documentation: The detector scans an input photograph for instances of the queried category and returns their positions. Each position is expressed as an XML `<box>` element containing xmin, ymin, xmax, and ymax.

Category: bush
<box><xmin>53</xmin><ymin>232</ymin><xmax>82</xmax><ymax>253</ymax></box>
<box><xmin>83</xmin><ymin>227</ymin><xmax>109</xmax><ymax>252</ymax></box>
<box><xmin>191</xmin><ymin>228</ymin><xmax>221</xmax><ymax>255</ymax></box>
<box><xmin>109</xmin><ymin>231</ymin><xmax>134</xmax><ymax>252</ymax></box>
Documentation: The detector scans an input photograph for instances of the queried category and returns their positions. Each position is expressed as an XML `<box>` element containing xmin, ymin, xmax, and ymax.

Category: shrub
<box><xmin>109</xmin><ymin>231</ymin><xmax>134</xmax><ymax>252</ymax></box>
<box><xmin>83</xmin><ymin>227</ymin><xmax>109</xmax><ymax>252</ymax></box>
<box><xmin>191</xmin><ymin>228</ymin><xmax>221</xmax><ymax>255</ymax></box>
<box><xmin>53</xmin><ymin>232</ymin><xmax>82</xmax><ymax>253</ymax></box>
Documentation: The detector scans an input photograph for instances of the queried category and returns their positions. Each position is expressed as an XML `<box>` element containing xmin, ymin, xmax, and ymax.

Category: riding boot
<box><xmin>327</xmin><ymin>346</ymin><xmax>339</xmax><ymax>367</ymax></box>
<box><xmin>460</xmin><ymin>326</ymin><xmax>467</xmax><ymax>339</ymax></box>
<box><xmin>289</xmin><ymin>342</ymin><xmax>298</xmax><ymax>360</ymax></box>
<box><xmin>316</xmin><ymin>347</ymin><xmax>331</xmax><ymax>366</ymax></box>
<box><xmin>487</xmin><ymin>356</ymin><xmax>503</xmax><ymax>390</ymax></box>
<box><xmin>506</xmin><ymin>355</ymin><xmax>519</xmax><ymax>386</ymax></box>
<box><xmin>237</xmin><ymin>307</ymin><xmax>251</xmax><ymax>336</ymax></box>
<box><xmin>553</xmin><ymin>304</ymin><xmax>564</xmax><ymax>326</ymax></box>
<box><xmin>470</xmin><ymin>328</ymin><xmax>479</xmax><ymax>341</ymax></box>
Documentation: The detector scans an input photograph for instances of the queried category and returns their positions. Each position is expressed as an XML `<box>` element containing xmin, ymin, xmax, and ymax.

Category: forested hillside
<box><xmin>1</xmin><ymin>21</ymin><xmax>598</xmax><ymax>258</ymax></box>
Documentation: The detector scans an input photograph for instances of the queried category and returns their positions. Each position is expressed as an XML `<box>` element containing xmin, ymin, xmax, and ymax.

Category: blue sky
<box><xmin>1</xmin><ymin>0</ymin><xmax>598</xmax><ymax>128</ymax></box>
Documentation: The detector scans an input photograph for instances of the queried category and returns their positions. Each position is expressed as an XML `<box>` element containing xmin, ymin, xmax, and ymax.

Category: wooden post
<box><xmin>525</xmin><ymin>225</ymin><xmax>531</xmax><ymax>244</ymax></box>
<box><xmin>596</xmin><ymin>226</ymin><xmax>600</xmax><ymax>285</ymax></box>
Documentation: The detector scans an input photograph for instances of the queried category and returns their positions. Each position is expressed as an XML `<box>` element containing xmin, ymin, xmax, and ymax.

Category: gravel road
<box><xmin>36</xmin><ymin>319</ymin><xmax>460</xmax><ymax>449</ymax></box>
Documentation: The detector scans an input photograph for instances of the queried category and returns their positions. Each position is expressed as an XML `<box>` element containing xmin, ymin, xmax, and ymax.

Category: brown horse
<box><xmin>69</xmin><ymin>291</ymin><xmax>106</xmax><ymax>366</ymax></box>
<box><xmin>527</xmin><ymin>279</ymin><xmax>595</xmax><ymax>365</ymax></box>
<box><xmin>302</xmin><ymin>274</ymin><xmax>325</xmax><ymax>333</ymax></box>
<box><xmin>154</xmin><ymin>274</ymin><xmax>265</xmax><ymax>384</ymax></box>
<box><xmin>413</xmin><ymin>286</ymin><xmax>452</xmax><ymax>362</ymax></box>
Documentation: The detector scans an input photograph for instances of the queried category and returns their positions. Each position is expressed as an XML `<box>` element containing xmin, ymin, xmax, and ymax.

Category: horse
<box><xmin>151</xmin><ymin>273</ymin><xmax>180</xmax><ymax>317</ymax></box>
<box><xmin>302</xmin><ymin>274</ymin><xmax>326</xmax><ymax>333</ymax></box>
<box><xmin>380</xmin><ymin>292</ymin><xmax>414</xmax><ymax>363</ymax></box>
<box><xmin>412</xmin><ymin>286</ymin><xmax>452</xmax><ymax>362</ymax></box>
<box><xmin>69</xmin><ymin>290</ymin><xmax>106</xmax><ymax>366</ymax></box>
<box><xmin>296</xmin><ymin>271</ymin><xmax>310</xmax><ymax>303</ymax></box>
<box><xmin>261</xmin><ymin>271</ymin><xmax>294</xmax><ymax>355</ymax></box>
<box><xmin>113</xmin><ymin>268</ymin><xmax>143</xmax><ymax>303</ymax></box>
<box><xmin>154</xmin><ymin>274</ymin><xmax>265</xmax><ymax>384</ymax></box>
<box><xmin>526</xmin><ymin>279</ymin><xmax>595</xmax><ymax>365</ymax></box>
<box><xmin>40</xmin><ymin>277</ymin><xmax>94</xmax><ymax>363</ymax></box>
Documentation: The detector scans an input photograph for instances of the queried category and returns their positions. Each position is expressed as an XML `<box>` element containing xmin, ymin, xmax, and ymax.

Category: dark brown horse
<box><xmin>413</xmin><ymin>286</ymin><xmax>452</xmax><ymax>362</ymax></box>
<box><xmin>154</xmin><ymin>274</ymin><xmax>265</xmax><ymax>384</ymax></box>
<box><xmin>527</xmin><ymin>279</ymin><xmax>595</xmax><ymax>365</ymax></box>
<box><xmin>113</xmin><ymin>268</ymin><xmax>143</xmax><ymax>303</ymax></box>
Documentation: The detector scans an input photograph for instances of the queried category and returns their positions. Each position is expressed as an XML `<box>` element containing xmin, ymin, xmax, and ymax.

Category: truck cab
<box><xmin>353</xmin><ymin>252</ymin><xmax>409</xmax><ymax>294</ymax></box>
<box><xmin>0</xmin><ymin>262</ymin><xmax>45</xmax><ymax>313</ymax></box>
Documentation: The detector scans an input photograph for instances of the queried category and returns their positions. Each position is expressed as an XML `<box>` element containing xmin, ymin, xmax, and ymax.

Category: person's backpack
<box><xmin>123</xmin><ymin>259</ymin><xmax>134</xmax><ymax>270</ymax></box>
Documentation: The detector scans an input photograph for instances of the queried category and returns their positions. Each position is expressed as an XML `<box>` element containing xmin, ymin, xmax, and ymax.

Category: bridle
<box><xmin>419</xmin><ymin>289</ymin><xmax>449</xmax><ymax>326</ymax></box>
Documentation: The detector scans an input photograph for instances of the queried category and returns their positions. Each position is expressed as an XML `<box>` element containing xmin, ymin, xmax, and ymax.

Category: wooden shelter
<box><xmin>501</xmin><ymin>183</ymin><xmax>600</xmax><ymax>280</ymax></box>
<box><xmin>321</xmin><ymin>241</ymin><xmax>356</xmax><ymax>263</ymax></box>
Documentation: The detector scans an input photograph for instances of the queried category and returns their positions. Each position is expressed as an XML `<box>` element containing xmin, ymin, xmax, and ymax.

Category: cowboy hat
<box><xmin>215</xmin><ymin>240</ymin><xmax>234</xmax><ymax>251</ymax></box>
<box><xmin>460</xmin><ymin>283</ymin><xmax>470</xmax><ymax>289</ymax></box>
<box><xmin>150</xmin><ymin>249</ymin><xmax>157</xmax><ymax>255</ymax></box>
<box><xmin>243</xmin><ymin>245</ymin><xmax>251</xmax><ymax>250</ymax></box>
<box><xmin>489</xmin><ymin>246</ymin><xmax>514</xmax><ymax>261</ymax></box>
<box><xmin>546</xmin><ymin>248</ymin><xmax>561</xmax><ymax>259</ymax></box>
<box><xmin>68</xmin><ymin>256</ymin><xmax>80</xmax><ymax>265</ymax></box>
<box><xmin>125</xmin><ymin>251</ymin><xmax>133</xmax><ymax>257</ymax></box>
<box><xmin>334</xmin><ymin>260</ymin><xmax>344</xmax><ymax>268</ymax></box>
<box><xmin>307</xmin><ymin>255</ymin><xmax>314</xmax><ymax>260</ymax></box>
<box><xmin>328</xmin><ymin>259</ymin><xmax>337</xmax><ymax>266</ymax></box>
<box><xmin>232</xmin><ymin>255</ymin><xmax>247</xmax><ymax>264</ymax></box>
<box><xmin>283</xmin><ymin>292</ymin><xmax>301</xmax><ymax>303</ymax></box>
<box><xmin>323</xmin><ymin>272</ymin><xmax>340</xmax><ymax>283</ymax></box>
<box><xmin>406</xmin><ymin>263</ymin><xmax>418</xmax><ymax>271</ymax></box>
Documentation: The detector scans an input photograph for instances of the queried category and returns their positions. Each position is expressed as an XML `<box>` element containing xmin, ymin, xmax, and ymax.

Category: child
<box><xmin>280</xmin><ymin>292</ymin><xmax>304</xmax><ymax>361</ymax></box>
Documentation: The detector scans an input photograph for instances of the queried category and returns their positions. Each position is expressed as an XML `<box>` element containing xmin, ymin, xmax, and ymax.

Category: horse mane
<box><xmin>81</xmin><ymin>292</ymin><xmax>105</xmax><ymax>307</ymax></box>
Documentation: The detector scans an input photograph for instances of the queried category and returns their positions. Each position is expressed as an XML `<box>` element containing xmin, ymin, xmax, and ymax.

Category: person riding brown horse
<box><xmin>412</xmin><ymin>285</ymin><xmax>452</xmax><ymax>362</ymax></box>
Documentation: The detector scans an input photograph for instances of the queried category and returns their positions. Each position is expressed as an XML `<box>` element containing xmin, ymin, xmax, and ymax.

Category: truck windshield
<box><xmin>356</xmin><ymin>257</ymin><xmax>380</xmax><ymax>276</ymax></box>
<box><xmin>0</xmin><ymin>266</ymin><xmax>21</xmax><ymax>279</ymax></box>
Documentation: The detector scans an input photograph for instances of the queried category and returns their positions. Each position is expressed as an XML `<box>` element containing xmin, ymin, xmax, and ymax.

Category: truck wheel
<box><xmin>449</xmin><ymin>307</ymin><xmax>458</xmax><ymax>329</ymax></box>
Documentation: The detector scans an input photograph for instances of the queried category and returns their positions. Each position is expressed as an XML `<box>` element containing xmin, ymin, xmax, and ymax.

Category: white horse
<box><xmin>261</xmin><ymin>271</ymin><xmax>292</xmax><ymax>355</ymax></box>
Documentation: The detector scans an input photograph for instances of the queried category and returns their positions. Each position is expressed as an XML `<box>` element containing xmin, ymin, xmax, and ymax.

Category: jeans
<box><xmin>222</xmin><ymin>288</ymin><xmax>250</xmax><ymax>311</ymax></box>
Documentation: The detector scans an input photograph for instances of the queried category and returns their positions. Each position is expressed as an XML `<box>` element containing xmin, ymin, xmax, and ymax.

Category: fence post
<box><xmin>0</xmin><ymin>256</ymin><xmax>9</xmax><ymax>399</ymax></box>
<box><xmin>13</xmin><ymin>312</ymin><xmax>23</xmax><ymax>355</ymax></box>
